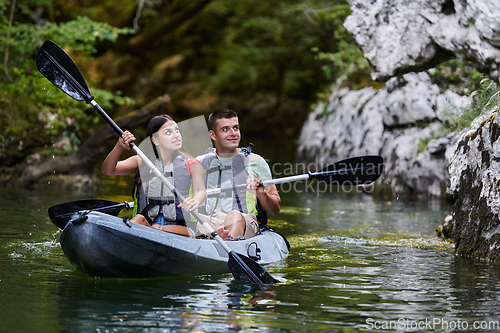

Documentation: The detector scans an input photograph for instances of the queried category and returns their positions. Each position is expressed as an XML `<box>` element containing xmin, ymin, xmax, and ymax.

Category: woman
<box><xmin>102</xmin><ymin>115</ymin><xmax>205</xmax><ymax>237</ymax></box>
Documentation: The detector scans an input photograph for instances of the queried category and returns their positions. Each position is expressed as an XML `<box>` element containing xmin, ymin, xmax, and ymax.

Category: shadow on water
<box><xmin>55</xmin><ymin>274</ymin><xmax>280</xmax><ymax>332</ymax></box>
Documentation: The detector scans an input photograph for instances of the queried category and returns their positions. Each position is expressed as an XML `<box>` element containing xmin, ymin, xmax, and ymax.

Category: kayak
<box><xmin>53</xmin><ymin>208</ymin><xmax>289</xmax><ymax>278</ymax></box>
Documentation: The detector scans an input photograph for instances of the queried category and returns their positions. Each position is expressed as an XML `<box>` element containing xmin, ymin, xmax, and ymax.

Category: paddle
<box><xmin>37</xmin><ymin>40</ymin><xmax>277</xmax><ymax>285</ymax></box>
<box><xmin>48</xmin><ymin>199</ymin><xmax>133</xmax><ymax>229</ymax></box>
<box><xmin>206</xmin><ymin>155</ymin><xmax>384</xmax><ymax>196</ymax></box>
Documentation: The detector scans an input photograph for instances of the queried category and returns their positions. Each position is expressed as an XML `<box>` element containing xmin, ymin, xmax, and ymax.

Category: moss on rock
<box><xmin>439</xmin><ymin>111</ymin><xmax>500</xmax><ymax>260</ymax></box>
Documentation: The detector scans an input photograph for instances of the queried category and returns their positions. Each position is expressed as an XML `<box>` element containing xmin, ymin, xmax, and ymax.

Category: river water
<box><xmin>1</xmin><ymin>181</ymin><xmax>500</xmax><ymax>333</ymax></box>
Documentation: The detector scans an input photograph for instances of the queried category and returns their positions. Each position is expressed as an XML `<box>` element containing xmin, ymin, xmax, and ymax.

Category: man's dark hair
<box><xmin>208</xmin><ymin>108</ymin><xmax>238</xmax><ymax>131</ymax></box>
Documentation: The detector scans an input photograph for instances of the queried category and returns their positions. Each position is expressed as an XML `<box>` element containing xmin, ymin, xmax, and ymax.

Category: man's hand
<box><xmin>246</xmin><ymin>178</ymin><xmax>263</xmax><ymax>195</ymax></box>
<box><xmin>246</xmin><ymin>178</ymin><xmax>281</xmax><ymax>216</ymax></box>
<box><xmin>216</xmin><ymin>226</ymin><xmax>231</xmax><ymax>239</ymax></box>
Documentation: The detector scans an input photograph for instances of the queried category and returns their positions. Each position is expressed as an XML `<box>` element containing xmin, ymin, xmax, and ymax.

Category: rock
<box><xmin>297</xmin><ymin>85</ymin><xmax>381</xmax><ymax>166</ymax></box>
<box><xmin>440</xmin><ymin>108</ymin><xmax>500</xmax><ymax>260</ymax></box>
<box><xmin>297</xmin><ymin>72</ymin><xmax>467</xmax><ymax>198</ymax></box>
<box><xmin>381</xmin><ymin>73</ymin><xmax>440</xmax><ymax>127</ymax></box>
<box><xmin>344</xmin><ymin>0</ymin><xmax>500</xmax><ymax>82</ymax></box>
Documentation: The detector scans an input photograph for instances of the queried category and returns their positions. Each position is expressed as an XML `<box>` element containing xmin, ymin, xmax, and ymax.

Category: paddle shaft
<box><xmin>206</xmin><ymin>174</ymin><xmax>308</xmax><ymax>195</ymax></box>
<box><xmin>206</xmin><ymin>165</ymin><xmax>376</xmax><ymax>196</ymax></box>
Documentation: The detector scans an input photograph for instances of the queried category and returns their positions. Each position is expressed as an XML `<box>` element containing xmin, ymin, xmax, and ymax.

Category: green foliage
<box><xmin>307</xmin><ymin>4</ymin><xmax>370</xmax><ymax>82</ymax></box>
<box><xmin>417</xmin><ymin>77</ymin><xmax>500</xmax><ymax>153</ymax></box>
<box><xmin>289</xmin><ymin>2</ymin><xmax>373</xmax><ymax>110</ymax></box>
<box><xmin>0</xmin><ymin>4</ymin><xmax>134</xmax><ymax>162</ymax></box>
<box><xmin>8</xmin><ymin>16</ymin><xmax>135</xmax><ymax>57</ymax></box>
<box><xmin>452</xmin><ymin>78</ymin><xmax>500</xmax><ymax>129</ymax></box>
<box><xmin>205</xmin><ymin>0</ymin><xmax>368</xmax><ymax>94</ymax></box>
<box><xmin>200</xmin><ymin>1</ymin><xmax>329</xmax><ymax>96</ymax></box>
<box><xmin>428</xmin><ymin>59</ymin><xmax>484</xmax><ymax>95</ymax></box>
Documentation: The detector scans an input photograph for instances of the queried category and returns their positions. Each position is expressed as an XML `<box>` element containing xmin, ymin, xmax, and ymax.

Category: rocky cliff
<box><xmin>297</xmin><ymin>0</ymin><xmax>500</xmax><ymax>259</ymax></box>
<box><xmin>297</xmin><ymin>72</ymin><xmax>468</xmax><ymax>199</ymax></box>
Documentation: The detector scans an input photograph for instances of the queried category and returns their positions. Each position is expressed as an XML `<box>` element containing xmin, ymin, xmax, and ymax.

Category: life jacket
<box><xmin>198</xmin><ymin>145</ymin><xmax>266</xmax><ymax>222</ymax></box>
<box><xmin>136</xmin><ymin>156</ymin><xmax>191</xmax><ymax>225</ymax></box>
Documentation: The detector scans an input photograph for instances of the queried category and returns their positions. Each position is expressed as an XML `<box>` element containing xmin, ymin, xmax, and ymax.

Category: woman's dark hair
<box><xmin>146</xmin><ymin>114</ymin><xmax>174</xmax><ymax>159</ymax></box>
<box><xmin>132</xmin><ymin>115</ymin><xmax>191</xmax><ymax>199</ymax></box>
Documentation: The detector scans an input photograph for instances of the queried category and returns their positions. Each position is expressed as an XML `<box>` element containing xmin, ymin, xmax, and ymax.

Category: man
<box><xmin>196</xmin><ymin>108</ymin><xmax>280</xmax><ymax>239</ymax></box>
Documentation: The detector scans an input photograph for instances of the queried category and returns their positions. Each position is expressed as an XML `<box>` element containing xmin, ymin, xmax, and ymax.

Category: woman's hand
<box><xmin>178</xmin><ymin>197</ymin><xmax>200</xmax><ymax>211</ymax></box>
<box><xmin>119</xmin><ymin>130</ymin><xmax>136</xmax><ymax>150</ymax></box>
<box><xmin>102</xmin><ymin>130</ymin><xmax>140</xmax><ymax>176</ymax></box>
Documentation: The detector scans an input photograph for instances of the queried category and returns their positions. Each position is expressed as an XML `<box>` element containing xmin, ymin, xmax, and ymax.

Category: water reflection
<box><xmin>449</xmin><ymin>258</ymin><xmax>500</xmax><ymax>321</ymax></box>
<box><xmin>55</xmin><ymin>275</ymin><xmax>279</xmax><ymax>332</ymax></box>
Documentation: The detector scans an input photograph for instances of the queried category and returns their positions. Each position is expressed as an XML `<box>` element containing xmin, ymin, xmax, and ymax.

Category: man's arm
<box><xmin>246</xmin><ymin>178</ymin><xmax>281</xmax><ymax>216</ymax></box>
<box><xmin>245</xmin><ymin>153</ymin><xmax>281</xmax><ymax>215</ymax></box>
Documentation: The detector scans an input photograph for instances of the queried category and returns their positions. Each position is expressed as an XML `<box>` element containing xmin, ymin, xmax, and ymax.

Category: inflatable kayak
<box><xmin>49</xmin><ymin>200</ymin><xmax>289</xmax><ymax>278</ymax></box>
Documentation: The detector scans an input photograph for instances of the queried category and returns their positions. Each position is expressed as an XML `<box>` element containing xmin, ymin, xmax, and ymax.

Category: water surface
<box><xmin>1</xmin><ymin>184</ymin><xmax>500</xmax><ymax>332</ymax></box>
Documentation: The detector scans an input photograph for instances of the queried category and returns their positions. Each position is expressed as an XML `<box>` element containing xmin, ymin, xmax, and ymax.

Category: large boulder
<box><xmin>344</xmin><ymin>0</ymin><xmax>500</xmax><ymax>83</ymax></box>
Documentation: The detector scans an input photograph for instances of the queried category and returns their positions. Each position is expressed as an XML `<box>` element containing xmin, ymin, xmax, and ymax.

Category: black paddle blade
<box><xmin>312</xmin><ymin>155</ymin><xmax>384</xmax><ymax>185</ymax></box>
<box><xmin>48</xmin><ymin>199</ymin><xmax>126</xmax><ymax>229</ymax></box>
<box><xmin>36</xmin><ymin>40</ymin><xmax>92</xmax><ymax>102</ymax></box>
<box><xmin>228</xmin><ymin>251</ymin><xmax>278</xmax><ymax>284</ymax></box>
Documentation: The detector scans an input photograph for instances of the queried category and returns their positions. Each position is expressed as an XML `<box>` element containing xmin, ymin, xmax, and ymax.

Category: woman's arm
<box><xmin>178</xmin><ymin>162</ymin><xmax>206</xmax><ymax>211</ymax></box>
<box><xmin>190</xmin><ymin>163</ymin><xmax>206</xmax><ymax>207</ymax></box>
